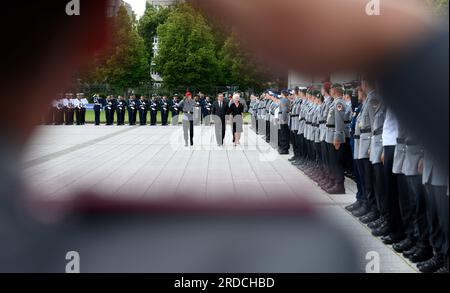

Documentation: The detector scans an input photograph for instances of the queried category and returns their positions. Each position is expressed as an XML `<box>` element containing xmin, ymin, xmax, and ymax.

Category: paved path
<box><xmin>22</xmin><ymin>125</ymin><xmax>418</xmax><ymax>273</ymax></box>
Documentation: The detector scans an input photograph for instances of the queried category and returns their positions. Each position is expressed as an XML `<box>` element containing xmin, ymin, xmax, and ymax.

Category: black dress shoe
<box><xmin>352</xmin><ymin>205</ymin><xmax>369</xmax><ymax>217</ymax></box>
<box><xmin>393</xmin><ymin>238</ymin><xmax>415</xmax><ymax>253</ymax></box>
<box><xmin>371</xmin><ymin>221</ymin><xmax>391</xmax><ymax>237</ymax></box>
<box><xmin>327</xmin><ymin>183</ymin><xmax>345</xmax><ymax>194</ymax></box>
<box><xmin>409</xmin><ymin>248</ymin><xmax>433</xmax><ymax>263</ymax></box>
<box><xmin>288</xmin><ymin>156</ymin><xmax>297</xmax><ymax>162</ymax></box>
<box><xmin>345</xmin><ymin>200</ymin><xmax>362</xmax><ymax>212</ymax></box>
<box><xmin>403</xmin><ymin>246</ymin><xmax>419</xmax><ymax>259</ymax></box>
<box><xmin>359</xmin><ymin>211</ymin><xmax>379</xmax><ymax>224</ymax></box>
<box><xmin>417</xmin><ymin>254</ymin><xmax>445</xmax><ymax>273</ymax></box>
<box><xmin>382</xmin><ymin>235</ymin><xmax>396</xmax><ymax>245</ymax></box>
<box><xmin>368</xmin><ymin>217</ymin><xmax>385</xmax><ymax>229</ymax></box>
<box><xmin>435</xmin><ymin>262</ymin><xmax>448</xmax><ymax>273</ymax></box>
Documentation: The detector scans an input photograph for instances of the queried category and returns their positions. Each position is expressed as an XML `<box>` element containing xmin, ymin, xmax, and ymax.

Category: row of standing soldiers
<box><xmin>250</xmin><ymin>81</ymin><xmax>448</xmax><ymax>273</ymax></box>
<box><xmin>46</xmin><ymin>94</ymin><xmax>214</xmax><ymax>126</ymax></box>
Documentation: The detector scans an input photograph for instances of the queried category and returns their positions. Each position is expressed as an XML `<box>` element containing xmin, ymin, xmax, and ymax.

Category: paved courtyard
<box><xmin>22</xmin><ymin>125</ymin><xmax>418</xmax><ymax>273</ymax></box>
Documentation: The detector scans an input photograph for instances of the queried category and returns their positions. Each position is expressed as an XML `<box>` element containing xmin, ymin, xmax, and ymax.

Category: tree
<box><xmin>81</xmin><ymin>6</ymin><xmax>150</xmax><ymax>94</ymax></box>
<box><xmin>138</xmin><ymin>5</ymin><xmax>173</xmax><ymax>66</ymax></box>
<box><xmin>425</xmin><ymin>0</ymin><xmax>449</xmax><ymax>13</ymax></box>
<box><xmin>154</xmin><ymin>4</ymin><xmax>220</xmax><ymax>91</ymax></box>
<box><xmin>218</xmin><ymin>32</ymin><xmax>270</xmax><ymax>93</ymax></box>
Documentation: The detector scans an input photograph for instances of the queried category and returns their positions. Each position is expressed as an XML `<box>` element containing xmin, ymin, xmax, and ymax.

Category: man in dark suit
<box><xmin>211</xmin><ymin>93</ymin><xmax>229</xmax><ymax>146</ymax></box>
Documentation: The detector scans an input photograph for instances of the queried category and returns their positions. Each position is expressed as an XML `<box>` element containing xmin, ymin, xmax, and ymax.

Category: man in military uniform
<box><xmin>171</xmin><ymin>96</ymin><xmax>180</xmax><ymax>125</ymax></box>
<box><xmin>93</xmin><ymin>93</ymin><xmax>103</xmax><ymax>126</ymax></box>
<box><xmin>104</xmin><ymin>95</ymin><xmax>114</xmax><ymax>126</ymax></box>
<box><xmin>264</xmin><ymin>94</ymin><xmax>273</xmax><ymax>143</ymax></box>
<box><xmin>277</xmin><ymin>90</ymin><xmax>291</xmax><ymax>155</ymax></box>
<box><xmin>288</xmin><ymin>88</ymin><xmax>301</xmax><ymax>163</ymax></box>
<box><xmin>317</xmin><ymin>83</ymin><xmax>333</xmax><ymax>187</ymax></box>
<box><xmin>160</xmin><ymin>96</ymin><xmax>169</xmax><ymax>126</ymax></box>
<box><xmin>78</xmin><ymin>93</ymin><xmax>88</xmax><ymax>125</ymax></box>
<box><xmin>150</xmin><ymin>96</ymin><xmax>158</xmax><ymax>126</ymax></box>
<box><xmin>325</xmin><ymin>84</ymin><xmax>347</xmax><ymax>194</ymax></box>
<box><xmin>179</xmin><ymin>92</ymin><xmax>195</xmax><ymax>146</ymax></box>
<box><xmin>295</xmin><ymin>88</ymin><xmax>308</xmax><ymax>169</ymax></box>
<box><xmin>203</xmin><ymin>96</ymin><xmax>212</xmax><ymax>125</ymax></box>
<box><xmin>73</xmin><ymin>94</ymin><xmax>81</xmax><ymax>125</ymax></box>
<box><xmin>116</xmin><ymin>96</ymin><xmax>126</xmax><ymax>126</ymax></box>
<box><xmin>258</xmin><ymin>94</ymin><xmax>268</xmax><ymax>137</ymax></box>
<box><xmin>138</xmin><ymin>96</ymin><xmax>148</xmax><ymax>126</ymax></box>
<box><xmin>249</xmin><ymin>95</ymin><xmax>257</xmax><ymax>131</ymax></box>
<box><xmin>66</xmin><ymin>93</ymin><xmax>75</xmax><ymax>125</ymax></box>
<box><xmin>128</xmin><ymin>95</ymin><xmax>138</xmax><ymax>126</ymax></box>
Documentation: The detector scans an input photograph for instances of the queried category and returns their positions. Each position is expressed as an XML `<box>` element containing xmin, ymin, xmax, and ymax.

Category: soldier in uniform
<box><xmin>249</xmin><ymin>95</ymin><xmax>257</xmax><ymax>131</ymax></box>
<box><xmin>160</xmin><ymin>96</ymin><xmax>169</xmax><ymax>126</ymax></box>
<box><xmin>264</xmin><ymin>94</ymin><xmax>273</xmax><ymax>143</ymax></box>
<box><xmin>288</xmin><ymin>88</ymin><xmax>301</xmax><ymax>163</ymax></box>
<box><xmin>116</xmin><ymin>96</ymin><xmax>126</xmax><ymax>126</ymax></box>
<box><xmin>179</xmin><ymin>92</ymin><xmax>195</xmax><ymax>146</ymax></box>
<box><xmin>203</xmin><ymin>96</ymin><xmax>212</xmax><ymax>125</ymax></box>
<box><xmin>296</xmin><ymin>88</ymin><xmax>308</xmax><ymax>169</ymax></box>
<box><xmin>343</xmin><ymin>89</ymin><xmax>355</xmax><ymax>178</ymax></box>
<box><xmin>171</xmin><ymin>96</ymin><xmax>180</xmax><ymax>125</ymax></box>
<box><xmin>128</xmin><ymin>95</ymin><xmax>138</xmax><ymax>126</ymax></box>
<box><xmin>324</xmin><ymin>84</ymin><xmax>347</xmax><ymax>194</ymax></box>
<box><xmin>78</xmin><ymin>93</ymin><xmax>88</xmax><ymax>125</ymax></box>
<box><xmin>138</xmin><ymin>96</ymin><xmax>148</xmax><ymax>125</ymax></box>
<box><xmin>104</xmin><ymin>96</ymin><xmax>114</xmax><ymax>126</ymax></box>
<box><xmin>309</xmin><ymin>91</ymin><xmax>325</xmax><ymax>182</ymax></box>
<box><xmin>149</xmin><ymin>96</ymin><xmax>158</xmax><ymax>126</ymax></box>
<box><xmin>73</xmin><ymin>94</ymin><xmax>81</xmax><ymax>125</ymax></box>
<box><xmin>93</xmin><ymin>94</ymin><xmax>103</xmax><ymax>126</ymax></box>
<box><xmin>66</xmin><ymin>93</ymin><xmax>75</xmax><ymax>125</ymax></box>
<box><xmin>317</xmin><ymin>83</ymin><xmax>333</xmax><ymax>188</ymax></box>
<box><xmin>277</xmin><ymin>90</ymin><xmax>291</xmax><ymax>155</ymax></box>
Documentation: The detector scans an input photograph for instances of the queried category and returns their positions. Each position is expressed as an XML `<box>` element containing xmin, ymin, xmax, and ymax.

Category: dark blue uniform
<box><xmin>138</xmin><ymin>98</ymin><xmax>148</xmax><ymax>125</ymax></box>
<box><xmin>93</xmin><ymin>95</ymin><xmax>103</xmax><ymax>126</ymax></box>
<box><xmin>150</xmin><ymin>98</ymin><xmax>158</xmax><ymax>126</ymax></box>
<box><xmin>160</xmin><ymin>98</ymin><xmax>169</xmax><ymax>126</ymax></box>
<box><xmin>128</xmin><ymin>98</ymin><xmax>137</xmax><ymax>126</ymax></box>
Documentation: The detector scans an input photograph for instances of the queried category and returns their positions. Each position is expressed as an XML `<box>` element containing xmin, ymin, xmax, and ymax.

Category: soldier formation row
<box><xmin>43</xmin><ymin>93</ymin><xmax>217</xmax><ymax>126</ymax></box>
<box><xmin>248</xmin><ymin>80</ymin><xmax>448</xmax><ymax>273</ymax></box>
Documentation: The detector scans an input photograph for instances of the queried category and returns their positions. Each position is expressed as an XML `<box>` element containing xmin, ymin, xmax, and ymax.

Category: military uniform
<box><xmin>116</xmin><ymin>99</ymin><xmax>126</xmax><ymax>126</ymax></box>
<box><xmin>278</xmin><ymin>94</ymin><xmax>290</xmax><ymax>154</ymax></box>
<box><xmin>160</xmin><ymin>98</ymin><xmax>169</xmax><ymax>126</ymax></box>
<box><xmin>150</xmin><ymin>98</ymin><xmax>158</xmax><ymax>126</ymax></box>
<box><xmin>104</xmin><ymin>98</ymin><xmax>115</xmax><ymax>126</ymax></box>
<box><xmin>193</xmin><ymin>99</ymin><xmax>202</xmax><ymax>126</ymax></box>
<box><xmin>180</xmin><ymin>97</ymin><xmax>195</xmax><ymax>146</ymax></box>
<box><xmin>93</xmin><ymin>95</ymin><xmax>103</xmax><ymax>126</ymax></box>
<box><xmin>289</xmin><ymin>96</ymin><xmax>301</xmax><ymax>162</ymax></box>
<box><xmin>138</xmin><ymin>98</ymin><xmax>148</xmax><ymax>125</ymax></box>
<box><xmin>128</xmin><ymin>97</ymin><xmax>137</xmax><ymax>126</ymax></box>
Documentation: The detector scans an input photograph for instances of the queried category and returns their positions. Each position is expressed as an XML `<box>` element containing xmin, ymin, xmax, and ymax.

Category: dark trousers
<box><xmin>424</xmin><ymin>184</ymin><xmax>447</xmax><ymax>254</ymax></box>
<box><xmin>353</xmin><ymin>159</ymin><xmax>365</xmax><ymax>202</ymax></box>
<box><xmin>128</xmin><ymin>109</ymin><xmax>137</xmax><ymax>125</ymax></box>
<box><xmin>406</xmin><ymin>175</ymin><xmax>430</xmax><ymax>248</ymax></box>
<box><xmin>139</xmin><ymin>109</ymin><xmax>147</xmax><ymax>125</ymax></box>
<box><xmin>150</xmin><ymin>110</ymin><xmax>157</xmax><ymax>125</ymax></box>
<box><xmin>315</xmin><ymin>142</ymin><xmax>322</xmax><ymax>166</ymax></box>
<box><xmin>214</xmin><ymin>117</ymin><xmax>226</xmax><ymax>145</ymax></box>
<box><xmin>373</xmin><ymin>162</ymin><xmax>388</xmax><ymax>218</ymax></box>
<box><xmin>343</xmin><ymin>139</ymin><xmax>353</xmax><ymax>173</ymax></box>
<box><xmin>321</xmin><ymin>141</ymin><xmax>329</xmax><ymax>171</ymax></box>
<box><xmin>183</xmin><ymin>118</ymin><xmax>194</xmax><ymax>145</ymax></box>
<box><xmin>397</xmin><ymin>174</ymin><xmax>416</xmax><ymax>241</ymax></box>
<box><xmin>161</xmin><ymin>110</ymin><xmax>168</xmax><ymax>125</ymax></box>
<box><xmin>117</xmin><ymin>110</ymin><xmax>125</xmax><ymax>125</ymax></box>
<box><xmin>329</xmin><ymin>143</ymin><xmax>345</xmax><ymax>185</ymax></box>
<box><xmin>94</xmin><ymin>107</ymin><xmax>101</xmax><ymax>125</ymax></box>
<box><xmin>384</xmin><ymin>146</ymin><xmax>405</xmax><ymax>240</ymax></box>
<box><xmin>358</xmin><ymin>158</ymin><xmax>377</xmax><ymax>211</ymax></box>
<box><xmin>265</xmin><ymin>121</ymin><xmax>270</xmax><ymax>142</ymax></box>
<box><xmin>278</xmin><ymin>124</ymin><xmax>290</xmax><ymax>153</ymax></box>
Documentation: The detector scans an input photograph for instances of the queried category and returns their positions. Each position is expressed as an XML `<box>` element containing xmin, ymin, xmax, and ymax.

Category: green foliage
<box><xmin>81</xmin><ymin>6</ymin><xmax>150</xmax><ymax>93</ymax></box>
<box><xmin>425</xmin><ymin>0</ymin><xmax>449</xmax><ymax>13</ymax></box>
<box><xmin>138</xmin><ymin>5</ymin><xmax>173</xmax><ymax>64</ymax></box>
<box><xmin>154</xmin><ymin>4</ymin><xmax>220</xmax><ymax>92</ymax></box>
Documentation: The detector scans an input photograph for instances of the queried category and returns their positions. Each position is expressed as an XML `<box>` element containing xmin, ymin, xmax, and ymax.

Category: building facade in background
<box><xmin>108</xmin><ymin>0</ymin><xmax>133</xmax><ymax>17</ymax></box>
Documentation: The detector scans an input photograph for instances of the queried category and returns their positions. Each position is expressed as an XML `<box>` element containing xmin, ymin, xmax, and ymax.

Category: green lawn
<box><xmin>84</xmin><ymin>110</ymin><xmax>252</xmax><ymax>124</ymax></box>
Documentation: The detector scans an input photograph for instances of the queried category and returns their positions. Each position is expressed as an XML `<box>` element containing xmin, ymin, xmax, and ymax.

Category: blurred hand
<box><xmin>334</xmin><ymin>141</ymin><xmax>341</xmax><ymax>151</ymax></box>
<box><xmin>418</xmin><ymin>158</ymin><xmax>424</xmax><ymax>174</ymax></box>
<box><xmin>381</xmin><ymin>152</ymin><xmax>385</xmax><ymax>165</ymax></box>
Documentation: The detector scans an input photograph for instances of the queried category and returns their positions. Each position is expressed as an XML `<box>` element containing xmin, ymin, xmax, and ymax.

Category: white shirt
<box><xmin>382</xmin><ymin>108</ymin><xmax>398</xmax><ymax>146</ymax></box>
